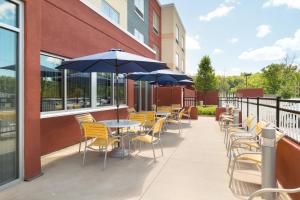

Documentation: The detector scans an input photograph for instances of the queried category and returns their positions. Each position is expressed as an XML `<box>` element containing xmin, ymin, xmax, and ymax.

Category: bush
<box><xmin>197</xmin><ymin>105</ymin><xmax>216</xmax><ymax>115</ymax></box>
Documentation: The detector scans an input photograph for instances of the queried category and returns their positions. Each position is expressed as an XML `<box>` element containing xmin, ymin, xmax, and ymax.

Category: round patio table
<box><xmin>99</xmin><ymin>119</ymin><xmax>141</xmax><ymax>158</ymax></box>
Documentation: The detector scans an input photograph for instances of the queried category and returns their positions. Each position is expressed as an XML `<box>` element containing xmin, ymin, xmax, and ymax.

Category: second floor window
<box><xmin>176</xmin><ymin>25</ymin><xmax>179</xmax><ymax>43</ymax></box>
<box><xmin>153</xmin><ymin>45</ymin><xmax>159</xmax><ymax>60</ymax></box>
<box><xmin>181</xmin><ymin>36</ymin><xmax>184</xmax><ymax>49</ymax></box>
<box><xmin>175</xmin><ymin>53</ymin><xmax>179</xmax><ymax>68</ymax></box>
<box><xmin>134</xmin><ymin>0</ymin><xmax>144</xmax><ymax>19</ymax></box>
<box><xmin>153</xmin><ymin>11</ymin><xmax>159</xmax><ymax>34</ymax></box>
<box><xmin>101</xmin><ymin>0</ymin><xmax>120</xmax><ymax>25</ymax></box>
<box><xmin>134</xmin><ymin>29</ymin><xmax>144</xmax><ymax>43</ymax></box>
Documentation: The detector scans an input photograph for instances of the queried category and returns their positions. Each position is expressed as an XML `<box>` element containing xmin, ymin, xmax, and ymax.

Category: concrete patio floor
<box><xmin>0</xmin><ymin>116</ymin><xmax>288</xmax><ymax>200</ymax></box>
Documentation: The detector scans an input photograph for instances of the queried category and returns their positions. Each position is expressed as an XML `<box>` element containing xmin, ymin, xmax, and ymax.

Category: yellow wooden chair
<box><xmin>183</xmin><ymin>106</ymin><xmax>193</xmax><ymax>124</ymax></box>
<box><xmin>157</xmin><ymin>106</ymin><xmax>172</xmax><ymax>113</ymax></box>
<box><xmin>129</xmin><ymin>118</ymin><xmax>165</xmax><ymax>161</ymax></box>
<box><xmin>127</xmin><ymin>107</ymin><xmax>136</xmax><ymax>114</ymax></box>
<box><xmin>139</xmin><ymin>111</ymin><xmax>156</xmax><ymax>130</ymax></box>
<box><xmin>228</xmin><ymin>127</ymin><xmax>285</xmax><ymax>188</ymax></box>
<box><xmin>81</xmin><ymin>122</ymin><xmax>120</xmax><ymax>169</ymax></box>
<box><xmin>167</xmin><ymin>109</ymin><xmax>185</xmax><ymax>134</ymax></box>
<box><xmin>75</xmin><ymin>113</ymin><xmax>96</xmax><ymax>152</ymax></box>
<box><xmin>120</xmin><ymin>113</ymin><xmax>146</xmax><ymax>135</ymax></box>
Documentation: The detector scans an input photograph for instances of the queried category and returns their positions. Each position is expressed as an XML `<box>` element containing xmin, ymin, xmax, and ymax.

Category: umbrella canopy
<box><xmin>56</xmin><ymin>49</ymin><xmax>167</xmax><ymax>73</ymax></box>
<box><xmin>178</xmin><ymin>79</ymin><xmax>194</xmax><ymax>85</ymax></box>
<box><xmin>127</xmin><ymin>69</ymin><xmax>191</xmax><ymax>82</ymax></box>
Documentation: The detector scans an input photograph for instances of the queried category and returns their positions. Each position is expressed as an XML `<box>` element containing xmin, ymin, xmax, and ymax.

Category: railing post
<box><xmin>247</xmin><ymin>97</ymin><xmax>249</xmax><ymax>117</ymax></box>
<box><xmin>261</xmin><ymin>127</ymin><xmax>277</xmax><ymax>200</ymax></box>
<box><xmin>276</xmin><ymin>97</ymin><xmax>281</xmax><ymax>127</ymax></box>
<box><xmin>257</xmin><ymin>97</ymin><xmax>260</xmax><ymax>123</ymax></box>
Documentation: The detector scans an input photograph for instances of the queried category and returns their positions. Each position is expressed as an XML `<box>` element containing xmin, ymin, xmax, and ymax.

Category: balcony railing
<box><xmin>219</xmin><ymin>96</ymin><xmax>300</xmax><ymax>143</ymax></box>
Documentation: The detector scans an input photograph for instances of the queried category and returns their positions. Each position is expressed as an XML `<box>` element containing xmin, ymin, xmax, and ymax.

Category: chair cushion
<box><xmin>89</xmin><ymin>138</ymin><xmax>119</xmax><ymax>147</ymax></box>
<box><xmin>131</xmin><ymin>135</ymin><xmax>157</xmax><ymax>144</ymax></box>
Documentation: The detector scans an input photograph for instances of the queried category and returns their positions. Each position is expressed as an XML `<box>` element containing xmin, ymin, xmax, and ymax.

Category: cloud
<box><xmin>256</xmin><ymin>25</ymin><xmax>271</xmax><ymax>38</ymax></box>
<box><xmin>199</xmin><ymin>4</ymin><xmax>235</xmax><ymax>21</ymax></box>
<box><xmin>275</xmin><ymin>29</ymin><xmax>300</xmax><ymax>51</ymax></box>
<box><xmin>229</xmin><ymin>38</ymin><xmax>239</xmax><ymax>44</ymax></box>
<box><xmin>263</xmin><ymin>0</ymin><xmax>300</xmax><ymax>10</ymax></box>
<box><xmin>186</xmin><ymin>35</ymin><xmax>201</xmax><ymax>50</ymax></box>
<box><xmin>213</xmin><ymin>48</ymin><xmax>224</xmax><ymax>54</ymax></box>
<box><xmin>239</xmin><ymin>46</ymin><xmax>286</xmax><ymax>61</ymax></box>
<box><xmin>46</xmin><ymin>57</ymin><xmax>61</xmax><ymax>65</ymax></box>
<box><xmin>0</xmin><ymin>2</ymin><xmax>15</xmax><ymax>20</ymax></box>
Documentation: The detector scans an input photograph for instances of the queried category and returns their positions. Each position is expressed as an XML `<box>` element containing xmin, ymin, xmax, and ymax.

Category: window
<box><xmin>153</xmin><ymin>11</ymin><xmax>159</xmax><ymax>34</ymax></box>
<box><xmin>153</xmin><ymin>45</ymin><xmax>159</xmax><ymax>60</ymax></box>
<box><xmin>101</xmin><ymin>0</ymin><xmax>120</xmax><ymax>24</ymax></box>
<box><xmin>40</xmin><ymin>54</ymin><xmax>64</xmax><ymax>112</ymax></box>
<box><xmin>181</xmin><ymin>36</ymin><xmax>184</xmax><ymax>49</ymax></box>
<box><xmin>67</xmin><ymin>70</ymin><xmax>91</xmax><ymax>110</ymax></box>
<box><xmin>97</xmin><ymin>73</ymin><xmax>113</xmax><ymax>106</ymax></box>
<box><xmin>175</xmin><ymin>53</ymin><xmax>179</xmax><ymax>68</ymax></box>
<box><xmin>134</xmin><ymin>0</ymin><xmax>144</xmax><ymax>19</ymax></box>
<box><xmin>0</xmin><ymin>0</ymin><xmax>18</xmax><ymax>27</ymax></box>
<box><xmin>114</xmin><ymin>74</ymin><xmax>126</xmax><ymax>105</ymax></box>
<box><xmin>134</xmin><ymin>29</ymin><xmax>144</xmax><ymax>43</ymax></box>
<box><xmin>181</xmin><ymin>59</ymin><xmax>184</xmax><ymax>71</ymax></box>
<box><xmin>176</xmin><ymin>25</ymin><xmax>179</xmax><ymax>43</ymax></box>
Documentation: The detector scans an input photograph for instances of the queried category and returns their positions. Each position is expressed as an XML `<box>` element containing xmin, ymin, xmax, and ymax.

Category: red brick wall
<box><xmin>236</xmin><ymin>88</ymin><xmax>264</xmax><ymax>97</ymax></box>
<box><xmin>276</xmin><ymin>138</ymin><xmax>300</xmax><ymax>200</ymax></box>
<box><xmin>24</xmin><ymin>0</ymin><xmax>155</xmax><ymax>180</ymax></box>
<box><xmin>149</xmin><ymin>0</ymin><xmax>161</xmax><ymax>60</ymax></box>
<box><xmin>197</xmin><ymin>90</ymin><xmax>219</xmax><ymax>105</ymax></box>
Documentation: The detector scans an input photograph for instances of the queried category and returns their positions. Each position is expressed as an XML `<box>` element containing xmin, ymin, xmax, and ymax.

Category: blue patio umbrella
<box><xmin>57</xmin><ymin>49</ymin><xmax>168</xmax><ymax>121</ymax></box>
<box><xmin>127</xmin><ymin>69</ymin><xmax>191</xmax><ymax>110</ymax></box>
<box><xmin>178</xmin><ymin>79</ymin><xmax>194</xmax><ymax>85</ymax></box>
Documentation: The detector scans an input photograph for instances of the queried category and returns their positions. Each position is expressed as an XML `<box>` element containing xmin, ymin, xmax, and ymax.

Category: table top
<box><xmin>99</xmin><ymin>119</ymin><xmax>140</xmax><ymax>128</ymax></box>
<box><xmin>156</xmin><ymin>112</ymin><xmax>171</xmax><ymax>116</ymax></box>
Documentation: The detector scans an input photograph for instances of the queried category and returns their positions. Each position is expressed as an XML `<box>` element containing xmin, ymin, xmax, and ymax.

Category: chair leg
<box><xmin>152</xmin><ymin>143</ymin><xmax>156</xmax><ymax>162</ymax></box>
<box><xmin>159</xmin><ymin>140</ymin><xmax>163</xmax><ymax>156</ymax></box>
<box><xmin>229</xmin><ymin>158</ymin><xmax>237</xmax><ymax>188</ymax></box>
<box><xmin>82</xmin><ymin>140</ymin><xmax>87</xmax><ymax>166</ymax></box>
<box><xmin>178</xmin><ymin>121</ymin><xmax>181</xmax><ymax>134</ymax></box>
<box><xmin>79</xmin><ymin>138</ymin><xmax>82</xmax><ymax>153</ymax></box>
<box><xmin>103</xmin><ymin>147</ymin><xmax>108</xmax><ymax>170</ymax></box>
<box><xmin>128</xmin><ymin>140</ymin><xmax>131</xmax><ymax>159</ymax></box>
<box><xmin>227</xmin><ymin>151</ymin><xmax>233</xmax><ymax>173</ymax></box>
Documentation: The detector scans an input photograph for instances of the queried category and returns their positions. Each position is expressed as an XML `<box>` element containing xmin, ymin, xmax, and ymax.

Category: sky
<box><xmin>159</xmin><ymin>0</ymin><xmax>300</xmax><ymax>76</ymax></box>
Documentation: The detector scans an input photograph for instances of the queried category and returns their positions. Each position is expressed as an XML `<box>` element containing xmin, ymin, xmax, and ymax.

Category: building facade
<box><xmin>161</xmin><ymin>4</ymin><xmax>185</xmax><ymax>73</ymax></box>
<box><xmin>0</xmin><ymin>0</ymin><xmax>185</xmax><ymax>188</ymax></box>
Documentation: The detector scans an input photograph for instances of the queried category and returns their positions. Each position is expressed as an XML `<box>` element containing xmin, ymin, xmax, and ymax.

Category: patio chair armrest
<box><xmin>248</xmin><ymin>187</ymin><xmax>300</xmax><ymax>200</ymax></box>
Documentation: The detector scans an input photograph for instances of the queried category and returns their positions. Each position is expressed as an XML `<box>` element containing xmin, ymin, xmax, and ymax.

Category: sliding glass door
<box><xmin>0</xmin><ymin>0</ymin><xmax>21</xmax><ymax>186</ymax></box>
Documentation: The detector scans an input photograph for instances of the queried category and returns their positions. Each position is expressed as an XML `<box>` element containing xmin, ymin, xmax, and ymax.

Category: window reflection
<box><xmin>0</xmin><ymin>27</ymin><xmax>18</xmax><ymax>186</ymax></box>
<box><xmin>97</xmin><ymin>73</ymin><xmax>112</xmax><ymax>106</ymax></box>
<box><xmin>40</xmin><ymin>54</ymin><xmax>64</xmax><ymax>112</ymax></box>
<box><xmin>114</xmin><ymin>74</ymin><xmax>126</xmax><ymax>105</ymax></box>
<box><xmin>0</xmin><ymin>0</ymin><xmax>18</xmax><ymax>27</ymax></box>
<box><xmin>67</xmin><ymin>70</ymin><xmax>91</xmax><ymax>109</ymax></box>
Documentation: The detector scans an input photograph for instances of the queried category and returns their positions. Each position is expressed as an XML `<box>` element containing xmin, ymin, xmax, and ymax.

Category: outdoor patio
<box><xmin>1</xmin><ymin>116</ymin><xmax>289</xmax><ymax>200</ymax></box>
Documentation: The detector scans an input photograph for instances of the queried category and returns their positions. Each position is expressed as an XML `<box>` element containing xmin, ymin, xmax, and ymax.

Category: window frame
<box><xmin>101</xmin><ymin>0</ymin><xmax>120</xmax><ymax>25</ymax></box>
<box><xmin>153</xmin><ymin>11</ymin><xmax>159</xmax><ymax>35</ymax></box>
<box><xmin>134</xmin><ymin>0</ymin><xmax>144</xmax><ymax>20</ymax></box>
<box><xmin>40</xmin><ymin>52</ymin><xmax>128</xmax><ymax>118</ymax></box>
<box><xmin>134</xmin><ymin>28</ymin><xmax>144</xmax><ymax>44</ymax></box>
<box><xmin>175</xmin><ymin>53</ymin><xmax>179</xmax><ymax>69</ymax></box>
<box><xmin>175</xmin><ymin>25</ymin><xmax>179</xmax><ymax>43</ymax></box>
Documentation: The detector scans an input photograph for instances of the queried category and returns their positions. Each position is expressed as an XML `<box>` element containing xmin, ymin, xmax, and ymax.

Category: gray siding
<box><xmin>127</xmin><ymin>0</ymin><xmax>149</xmax><ymax>45</ymax></box>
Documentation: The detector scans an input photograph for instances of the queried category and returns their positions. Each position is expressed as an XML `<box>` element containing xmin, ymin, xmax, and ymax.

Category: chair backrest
<box><xmin>178</xmin><ymin>109</ymin><xmax>185</xmax><ymax>120</ymax></box>
<box><xmin>129</xmin><ymin>113</ymin><xmax>145</xmax><ymax>125</ymax></box>
<box><xmin>255</xmin><ymin>121</ymin><xmax>268</xmax><ymax>136</ymax></box>
<box><xmin>75</xmin><ymin>113</ymin><xmax>96</xmax><ymax>129</ymax></box>
<box><xmin>152</xmin><ymin>118</ymin><xmax>165</xmax><ymax>136</ymax></box>
<box><xmin>139</xmin><ymin>111</ymin><xmax>156</xmax><ymax>122</ymax></box>
<box><xmin>246</xmin><ymin>115</ymin><xmax>254</xmax><ymax>129</ymax></box>
<box><xmin>172</xmin><ymin>104</ymin><xmax>181</xmax><ymax>109</ymax></box>
<box><xmin>275</xmin><ymin>129</ymin><xmax>285</xmax><ymax>143</ymax></box>
<box><xmin>187</xmin><ymin>106</ymin><xmax>193</xmax><ymax>113</ymax></box>
<box><xmin>127</xmin><ymin>107</ymin><xmax>136</xmax><ymax>114</ymax></box>
<box><xmin>152</xmin><ymin>104</ymin><xmax>156</xmax><ymax>111</ymax></box>
<box><xmin>157</xmin><ymin>106</ymin><xmax>172</xmax><ymax>113</ymax></box>
<box><xmin>81</xmin><ymin>122</ymin><xmax>109</xmax><ymax>140</ymax></box>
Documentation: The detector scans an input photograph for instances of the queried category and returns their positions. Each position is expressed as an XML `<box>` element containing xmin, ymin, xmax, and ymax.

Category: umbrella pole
<box><xmin>116</xmin><ymin>69</ymin><xmax>120</xmax><ymax>122</ymax></box>
<box><xmin>155</xmin><ymin>77</ymin><xmax>158</xmax><ymax>112</ymax></box>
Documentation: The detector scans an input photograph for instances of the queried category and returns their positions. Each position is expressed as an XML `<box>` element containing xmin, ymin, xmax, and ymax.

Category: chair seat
<box><xmin>232</xmin><ymin>139</ymin><xmax>260</xmax><ymax>149</ymax></box>
<box><xmin>89</xmin><ymin>137</ymin><xmax>119</xmax><ymax>147</ymax></box>
<box><xmin>167</xmin><ymin>119</ymin><xmax>179</xmax><ymax>124</ymax></box>
<box><xmin>131</xmin><ymin>135</ymin><xmax>158</xmax><ymax>144</ymax></box>
<box><xmin>144</xmin><ymin>120</ymin><xmax>155</xmax><ymax>127</ymax></box>
<box><xmin>237</xmin><ymin>154</ymin><xmax>261</xmax><ymax>164</ymax></box>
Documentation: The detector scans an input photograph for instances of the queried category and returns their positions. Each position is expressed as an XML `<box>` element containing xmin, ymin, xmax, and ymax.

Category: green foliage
<box><xmin>197</xmin><ymin>105</ymin><xmax>216</xmax><ymax>115</ymax></box>
<box><xmin>194</xmin><ymin>55</ymin><xmax>217</xmax><ymax>93</ymax></box>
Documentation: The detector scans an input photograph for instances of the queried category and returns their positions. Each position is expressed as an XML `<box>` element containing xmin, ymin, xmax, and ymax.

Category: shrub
<box><xmin>197</xmin><ymin>105</ymin><xmax>216</xmax><ymax>115</ymax></box>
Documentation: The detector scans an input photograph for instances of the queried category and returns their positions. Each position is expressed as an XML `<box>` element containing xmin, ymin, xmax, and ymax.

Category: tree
<box><xmin>194</xmin><ymin>56</ymin><xmax>217</xmax><ymax>105</ymax></box>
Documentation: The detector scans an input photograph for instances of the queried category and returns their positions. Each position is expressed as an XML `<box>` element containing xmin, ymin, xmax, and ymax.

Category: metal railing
<box><xmin>219</xmin><ymin>96</ymin><xmax>300</xmax><ymax>143</ymax></box>
<box><xmin>183</xmin><ymin>97</ymin><xmax>197</xmax><ymax>107</ymax></box>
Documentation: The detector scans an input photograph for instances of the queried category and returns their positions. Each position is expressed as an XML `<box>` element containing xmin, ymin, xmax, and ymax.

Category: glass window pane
<box><xmin>97</xmin><ymin>73</ymin><xmax>112</xmax><ymax>106</ymax></box>
<box><xmin>67</xmin><ymin>71</ymin><xmax>91</xmax><ymax>109</ymax></box>
<box><xmin>0</xmin><ymin>0</ymin><xmax>18</xmax><ymax>27</ymax></box>
<box><xmin>101</xmin><ymin>0</ymin><xmax>120</xmax><ymax>24</ymax></box>
<box><xmin>114</xmin><ymin>74</ymin><xmax>126</xmax><ymax>105</ymax></box>
<box><xmin>101</xmin><ymin>0</ymin><xmax>110</xmax><ymax>18</ymax></box>
<box><xmin>0</xmin><ymin>28</ymin><xmax>18</xmax><ymax>186</ymax></box>
<box><xmin>40</xmin><ymin>55</ymin><xmax>64</xmax><ymax>112</ymax></box>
